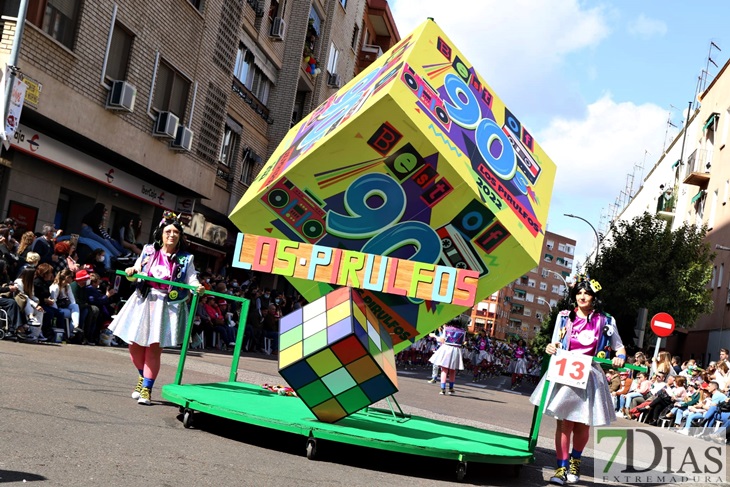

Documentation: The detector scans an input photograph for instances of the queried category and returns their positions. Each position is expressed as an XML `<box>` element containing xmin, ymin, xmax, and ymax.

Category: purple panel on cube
<box><xmin>280</xmin><ymin>308</ymin><xmax>303</xmax><ymax>334</ymax></box>
<box><xmin>327</xmin><ymin>317</ymin><xmax>352</xmax><ymax>344</ymax></box>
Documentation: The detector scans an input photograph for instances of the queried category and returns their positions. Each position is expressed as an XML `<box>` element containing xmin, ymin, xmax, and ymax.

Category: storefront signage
<box><xmin>10</xmin><ymin>124</ymin><xmax>178</xmax><ymax>209</ymax></box>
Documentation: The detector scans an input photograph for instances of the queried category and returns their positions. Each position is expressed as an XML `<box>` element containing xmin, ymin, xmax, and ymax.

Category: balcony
<box><xmin>682</xmin><ymin>149</ymin><xmax>710</xmax><ymax>189</ymax></box>
<box><xmin>656</xmin><ymin>186</ymin><xmax>676</xmax><ymax>223</ymax></box>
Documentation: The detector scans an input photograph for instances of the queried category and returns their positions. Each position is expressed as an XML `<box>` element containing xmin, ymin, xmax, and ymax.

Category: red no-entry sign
<box><xmin>650</xmin><ymin>312</ymin><xmax>675</xmax><ymax>337</ymax></box>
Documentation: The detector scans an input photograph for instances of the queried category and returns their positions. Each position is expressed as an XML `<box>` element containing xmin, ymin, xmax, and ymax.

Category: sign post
<box><xmin>650</xmin><ymin>312</ymin><xmax>675</xmax><ymax>360</ymax></box>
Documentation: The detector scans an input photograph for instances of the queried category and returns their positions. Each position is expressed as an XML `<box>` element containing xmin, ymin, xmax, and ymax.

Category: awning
<box><xmin>187</xmin><ymin>238</ymin><xmax>227</xmax><ymax>258</ymax></box>
<box><xmin>544</xmin><ymin>253</ymin><xmax>553</xmax><ymax>260</ymax></box>
<box><xmin>691</xmin><ymin>189</ymin><xmax>705</xmax><ymax>204</ymax></box>
<box><xmin>704</xmin><ymin>112</ymin><xmax>719</xmax><ymax>132</ymax></box>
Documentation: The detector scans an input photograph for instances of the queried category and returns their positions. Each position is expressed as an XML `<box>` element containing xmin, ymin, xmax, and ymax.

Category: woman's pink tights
<box><xmin>129</xmin><ymin>343</ymin><xmax>162</xmax><ymax>380</ymax></box>
<box><xmin>555</xmin><ymin>419</ymin><xmax>590</xmax><ymax>460</ymax></box>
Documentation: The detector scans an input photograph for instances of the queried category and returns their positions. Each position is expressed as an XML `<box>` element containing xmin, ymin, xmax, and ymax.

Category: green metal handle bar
<box><xmin>114</xmin><ymin>270</ymin><xmax>251</xmax><ymax>384</ymax></box>
<box><xmin>593</xmin><ymin>356</ymin><xmax>648</xmax><ymax>373</ymax></box>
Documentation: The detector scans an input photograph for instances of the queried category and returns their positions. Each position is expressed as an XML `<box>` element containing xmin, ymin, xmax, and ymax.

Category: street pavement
<box><xmin>0</xmin><ymin>340</ymin><xmax>726</xmax><ymax>486</ymax></box>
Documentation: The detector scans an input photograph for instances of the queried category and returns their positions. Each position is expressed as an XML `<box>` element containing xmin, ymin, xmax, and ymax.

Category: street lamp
<box><xmin>565</xmin><ymin>213</ymin><xmax>601</xmax><ymax>267</ymax></box>
<box><xmin>537</xmin><ymin>297</ymin><xmax>554</xmax><ymax>311</ymax></box>
<box><xmin>547</xmin><ymin>269</ymin><xmax>569</xmax><ymax>296</ymax></box>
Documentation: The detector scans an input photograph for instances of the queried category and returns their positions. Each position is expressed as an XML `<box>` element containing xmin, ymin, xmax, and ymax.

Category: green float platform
<box><xmin>121</xmin><ymin>274</ymin><xmax>645</xmax><ymax>482</ymax></box>
<box><xmin>162</xmin><ymin>380</ymin><xmax>533</xmax><ymax>469</ymax></box>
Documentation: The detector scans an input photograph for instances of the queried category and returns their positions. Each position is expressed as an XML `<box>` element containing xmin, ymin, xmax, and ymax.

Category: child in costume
<box><xmin>428</xmin><ymin>317</ymin><xmax>467</xmax><ymax>395</ymax></box>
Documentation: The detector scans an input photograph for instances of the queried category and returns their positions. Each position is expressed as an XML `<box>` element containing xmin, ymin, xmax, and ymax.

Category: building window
<box><xmin>720</xmin><ymin>263</ymin><xmax>725</xmax><ymax>289</ymax></box>
<box><xmin>234</xmin><ymin>44</ymin><xmax>254</xmax><ymax>87</ymax></box>
<box><xmin>268</xmin><ymin>0</ymin><xmax>280</xmax><ymax>19</ymax></box>
<box><xmin>340</xmin><ymin>0</ymin><xmax>347</xmax><ymax>8</ymax></box>
<box><xmin>327</xmin><ymin>43</ymin><xmax>339</xmax><ymax>75</ymax></box>
<box><xmin>546</xmin><ymin>240</ymin><xmax>554</xmax><ymax>250</ymax></box>
<box><xmin>28</xmin><ymin>0</ymin><xmax>81</xmax><ymax>49</ymax></box>
<box><xmin>351</xmin><ymin>24</ymin><xmax>359</xmax><ymax>50</ymax></box>
<box><xmin>539</xmin><ymin>282</ymin><xmax>547</xmax><ymax>291</ymax></box>
<box><xmin>152</xmin><ymin>60</ymin><xmax>191</xmax><ymax>121</ymax></box>
<box><xmin>105</xmin><ymin>23</ymin><xmax>133</xmax><ymax>81</ymax></box>
<box><xmin>188</xmin><ymin>0</ymin><xmax>203</xmax><ymax>9</ymax></box>
<box><xmin>233</xmin><ymin>44</ymin><xmax>272</xmax><ymax>105</ymax></box>
<box><xmin>219</xmin><ymin>124</ymin><xmax>239</xmax><ymax>166</ymax></box>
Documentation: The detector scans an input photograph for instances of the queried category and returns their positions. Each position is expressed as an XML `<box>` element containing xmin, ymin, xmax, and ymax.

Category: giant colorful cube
<box><xmin>230</xmin><ymin>19</ymin><xmax>557</xmax><ymax>352</ymax></box>
<box><xmin>278</xmin><ymin>287</ymin><xmax>398</xmax><ymax>423</ymax></box>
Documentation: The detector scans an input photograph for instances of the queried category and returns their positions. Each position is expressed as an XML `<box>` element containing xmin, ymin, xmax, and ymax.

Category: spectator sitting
<box><xmin>613</xmin><ymin>371</ymin><xmax>633</xmax><ymax>417</ymax></box>
<box><xmin>262</xmin><ymin>303</ymin><xmax>279</xmax><ymax>354</ymax></box>
<box><xmin>0</xmin><ymin>258</ymin><xmax>26</xmax><ymax>338</ymax></box>
<box><xmin>80</xmin><ymin>203</ymin><xmax>122</xmax><ymax>268</ymax></box>
<box><xmin>201</xmin><ymin>296</ymin><xmax>235</xmax><ymax>349</ymax></box>
<box><xmin>665</xmin><ymin>382</ymin><xmax>699</xmax><ymax>424</ymax></box>
<box><xmin>16</xmin><ymin>230</ymin><xmax>35</xmax><ymax>264</ymax></box>
<box><xmin>16</xmin><ymin>251</ymin><xmax>40</xmax><ymax>280</ymax></box>
<box><xmin>82</xmin><ymin>249</ymin><xmax>109</xmax><ymax>279</ymax></box>
<box><xmin>32</xmin><ymin>224</ymin><xmax>60</xmax><ymax>265</ymax></box>
<box><xmin>712</xmin><ymin>361</ymin><xmax>730</xmax><ymax>393</ymax></box>
<box><xmin>14</xmin><ymin>265</ymin><xmax>45</xmax><ymax>340</ymax></box>
<box><xmin>52</xmin><ymin>241</ymin><xmax>71</xmax><ymax>274</ymax></box>
<box><xmin>0</xmin><ymin>226</ymin><xmax>20</xmax><ymax>277</ymax></box>
<box><xmin>644</xmin><ymin>375</ymin><xmax>680</xmax><ymax>425</ymax></box>
<box><xmin>622</xmin><ymin>371</ymin><xmax>651</xmax><ymax>416</ymax></box>
<box><xmin>676</xmin><ymin>381</ymin><xmax>727</xmax><ymax>434</ymax></box>
<box><xmin>116</xmin><ymin>215</ymin><xmax>143</xmax><ymax>256</ymax></box>
<box><xmin>70</xmin><ymin>269</ymin><xmax>99</xmax><ymax>345</ymax></box>
<box><xmin>85</xmin><ymin>272</ymin><xmax>117</xmax><ymax>333</ymax></box>
<box><xmin>672</xmin><ymin>355</ymin><xmax>682</xmax><ymax>375</ymax></box>
<box><xmin>216</xmin><ymin>298</ymin><xmax>237</xmax><ymax>347</ymax></box>
<box><xmin>66</xmin><ymin>245</ymin><xmax>80</xmax><ymax>275</ymax></box>
<box><xmin>50</xmin><ymin>269</ymin><xmax>83</xmax><ymax>338</ymax></box>
<box><xmin>34</xmin><ymin>263</ymin><xmax>63</xmax><ymax>340</ymax></box>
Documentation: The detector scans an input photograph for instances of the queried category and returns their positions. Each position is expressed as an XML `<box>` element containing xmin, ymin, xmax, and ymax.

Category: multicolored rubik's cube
<box><xmin>278</xmin><ymin>287</ymin><xmax>398</xmax><ymax>423</ymax></box>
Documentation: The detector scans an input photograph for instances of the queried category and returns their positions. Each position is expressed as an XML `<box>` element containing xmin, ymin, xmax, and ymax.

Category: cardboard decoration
<box><xmin>229</xmin><ymin>19</ymin><xmax>557</xmax><ymax>353</ymax></box>
<box><xmin>278</xmin><ymin>287</ymin><xmax>398</xmax><ymax>423</ymax></box>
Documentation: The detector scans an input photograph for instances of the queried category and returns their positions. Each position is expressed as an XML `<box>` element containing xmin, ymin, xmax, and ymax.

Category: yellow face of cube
<box><xmin>230</xmin><ymin>19</ymin><xmax>556</xmax><ymax>352</ymax></box>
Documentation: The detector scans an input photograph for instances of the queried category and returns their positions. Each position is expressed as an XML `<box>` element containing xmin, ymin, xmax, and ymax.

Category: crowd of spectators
<box><xmin>613</xmin><ymin>348</ymin><xmax>730</xmax><ymax>443</ymax></box>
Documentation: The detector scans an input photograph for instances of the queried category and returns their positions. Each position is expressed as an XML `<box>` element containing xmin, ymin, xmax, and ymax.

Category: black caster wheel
<box><xmin>182</xmin><ymin>409</ymin><xmax>194</xmax><ymax>429</ymax></box>
<box><xmin>306</xmin><ymin>438</ymin><xmax>317</xmax><ymax>460</ymax></box>
<box><xmin>456</xmin><ymin>461</ymin><xmax>467</xmax><ymax>481</ymax></box>
<box><xmin>0</xmin><ymin>329</ymin><xmax>5</xmax><ymax>340</ymax></box>
<box><xmin>179</xmin><ymin>406</ymin><xmax>185</xmax><ymax>414</ymax></box>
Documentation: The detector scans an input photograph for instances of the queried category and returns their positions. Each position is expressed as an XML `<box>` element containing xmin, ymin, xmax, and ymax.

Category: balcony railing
<box><xmin>361</xmin><ymin>43</ymin><xmax>383</xmax><ymax>58</ymax></box>
<box><xmin>683</xmin><ymin>149</ymin><xmax>711</xmax><ymax>188</ymax></box>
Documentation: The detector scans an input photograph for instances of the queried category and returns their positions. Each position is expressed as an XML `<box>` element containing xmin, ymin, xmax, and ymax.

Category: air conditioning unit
<box><xmin>153</xmin><ymin>111</ymin><xmax>179</xmax><ymax>139</ymax></box>
<box><xmin>270</xmin><ymin>17</ymin><xmax>285</xmax><ymax>40</ymax></box>
<box><xmin>105</xmin><ymin>80</ymin><xmax>137</xmax><ymax>112</ymax></box>
<box><xmin>170</xmin><ymin>125</ymin><xmax>193</xmax><ymax>151</ymax></box>
<box><xmin>327</xmin><ymin>72</ymin><xmax>341</xmax><ymax>88</ymax></box>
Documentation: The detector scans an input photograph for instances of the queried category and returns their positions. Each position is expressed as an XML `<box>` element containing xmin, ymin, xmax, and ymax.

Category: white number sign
<box><xmin>546</xmin><ymin>349</ymin><xmax>592</xmax><ymax>389</ymax></box>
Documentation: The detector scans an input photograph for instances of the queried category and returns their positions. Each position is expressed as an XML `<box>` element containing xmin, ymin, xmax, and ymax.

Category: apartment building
<box><xmin>0</xmin><ymin>0</ymin><xmax>380</xmax><ymax>273</ymax></box>
<box><xmin>613</xmin><ymin>54</ymin><xmax>730</xmax><ymax>362</ymax></box>
<box><xmin>467</xmin><ymin>230</ymin><xmax>574</xmax><ymax>342</ymax></box>
<box><xmin>508</xmin><ymin>231</ymin><xmax>574</xmax><ymax>342</ymax></box>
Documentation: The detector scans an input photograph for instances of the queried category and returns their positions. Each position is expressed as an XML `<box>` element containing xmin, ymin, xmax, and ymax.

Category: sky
<box><xmin>389</xmin><ymin>0</ymin><xmax>730</xmax><ymax>270</ymax></box>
